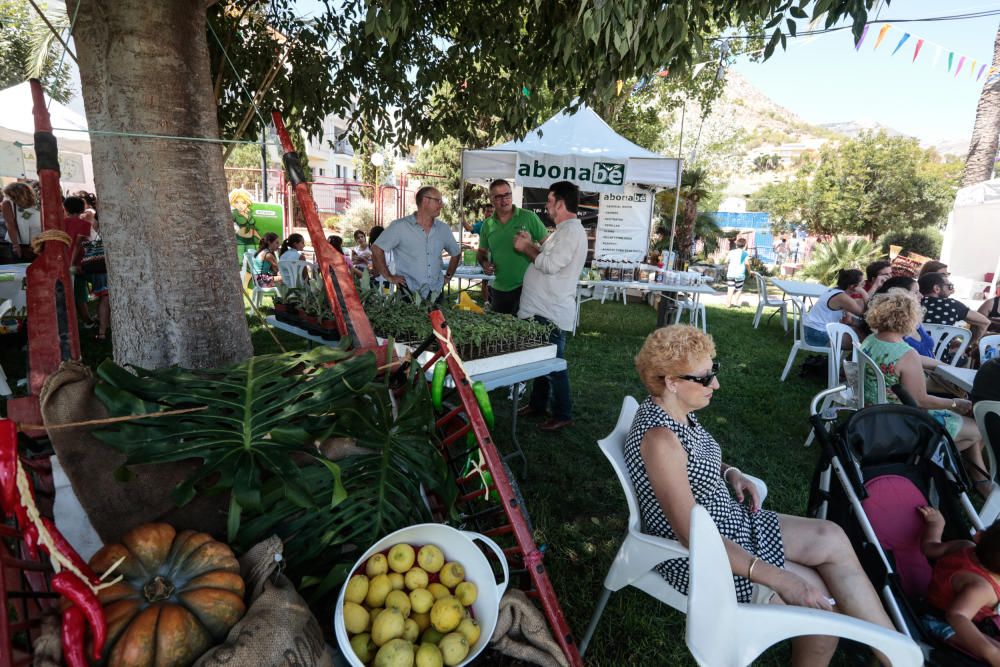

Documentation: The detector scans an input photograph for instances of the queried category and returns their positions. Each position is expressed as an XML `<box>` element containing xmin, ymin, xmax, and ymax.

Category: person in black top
<box><xmin>977</xmin><ymin>294</ymin><xmax>1000</xmax><ymax>334</ymax></box>
<box><xmin>918</xmin><ymin>272</ymin><xmax>990</xmax><ymax>337</ymax></box>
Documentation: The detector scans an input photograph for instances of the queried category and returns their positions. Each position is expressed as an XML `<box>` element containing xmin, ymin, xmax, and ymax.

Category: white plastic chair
<box><xmin>780</xmin><ymin>297</ymin><xmax>829</xmax><ymax>381</ymax></box>
<box><xmin>975</xmin><ymin>401</ymin><xmax>1000</xmax><ymax>521</ymax></box>
<box><xmin>684</xmin><ymin>504</ymin><xmax>923</xmax><ymax>667</ymax></box>
<box><xmin>579</xmin><ymin>397</ymin><xmax>768</xmax><ymax>655</ymax></box>
<box><xmin>240</xmin><ymin>249</ymin><xmax>278</xmax><ymax>307</ymax></box>
<box><xmin>674</xmin><ymin>296</ymin><xmax>707</xmax><ymax>332</ymax></box>
<box><xmin>856</xmin><ymin>348</ymin><xmax>888</xmax><ymax>405</ymax></box>
<box><xmin>751</xmin><ymin>272</ymin><xmax>787</xmax><ymax>331</ymax></box>
<box><xmin>923</xmin><ymin>323</ymin><xmax>972</xmax><ymax>367</ymax></box>
<box><xmin>980</xmin><ymin>334</ymin><xmax>1000</xmax><ymax>364</ymax></box>
<box><xmin>803</xmin><ymin>323</ymin><xmax>862</xmax><ymax>447</ymax></box>
<box><xmin>279</xmin><ymin>259</ymin><xmax>311</xmax><ymax>288</ymax></box>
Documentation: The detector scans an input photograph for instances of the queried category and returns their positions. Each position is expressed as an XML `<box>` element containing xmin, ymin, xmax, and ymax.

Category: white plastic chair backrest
<box><xmin>976</xmin><ymin>401</ymin><xmax>1000</xmax><ymax>462</ymax></box>
<box><xmin>686</xmin><ymin>504</ymin><xmax>740</xmax><ymax>657</ymax></box>
<box><xmin>596</xmin><ymin>397</ymin><xmax>642</xmax><ymax>532</ymax></box>
<box><xmin>788</xmin><ymin>296</ymin><xmax>807</xmax><ymax>343</ymax></box>
<box><xmin>279</xmin><ymin>260</ymin><xmax>311</xmax><ymax>288</ymax></box>
<box><xmin>751</xmin><ymin>272</ymin><xmax>776</xmax><ymax>306</ymax></box>
<box><xmin>240</xmin><ymin>249</ymin><xmax>257</xmax><ymax>287</ymax></box>
<box><xmin>980</xmin><ymin>335</ymin><xmax>1000</xmax><ymax>364</ymax></box>
<box><xmin>0</xmin><ymin>299</ymin><xmax>11</xmax><ymax>319</ymax></box>
<box><xmin>826</xmin><ymin>322</ymin><xmax>860</xmax><ymax>389</ymax></box>
<box><xmin>856</xmin><ymin>348</ymin><xmax>887</xmax><ymax>405</ymax></box>
<box><xmin>923</xmin><ymin>323</ymin><xmax>971</xmax><ymax>365</ymax></box>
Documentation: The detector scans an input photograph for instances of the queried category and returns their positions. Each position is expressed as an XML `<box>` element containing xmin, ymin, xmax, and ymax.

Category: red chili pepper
<box><xmin>0</xmin><ymin>419</ymin><xmax>18</xmax><ymax>514</ymax></box>
<box><xmin>40</xmin><ymin>516</ymin><xmax>101</xmax><ymax>586</ymax></box>
<box><xmin>53</xmin><ymin>571</ymin><xmax>107</xmax><ymax>661</ymax></box>
<box><xmin>60</xmin><ymin>604</ymin><xmax>88</xmax><ymax>667</ymax></box>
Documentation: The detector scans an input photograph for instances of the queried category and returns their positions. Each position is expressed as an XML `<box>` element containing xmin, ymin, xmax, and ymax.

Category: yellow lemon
<box><xmin>388</xmin><ymin>572</ymin><xmax>406</xmax><ymax>591</ymax></box>
<box><xmin>456</xmin><ymin>618</ymin><xmax>481</xmax><ymax>646</ymax></box>
<box><xmin>410</xmin><ymin>588</ymin><xmax>435</xmax><ymax>614</ymax></box>
<box><xmin>371</xmin><ymin>607</ymin><xmax>406</xmax><ymax>647</ymax></box>
<box><xmin>415</xmin><ymin>642</ymin><xmax>444</xmax><ymax>667</ymax></box>
<box><xmin>343</xmin><ymin>601</ymin><xmax>370</xmax><ymax>635</ymax></box>
<box><xmin>366</xmin><ymin>573</ymin><xmax>392</xmax><ymax>608</ymax></box>
<box><xmin>386</xmin><ymin>589</ymin><xmax>412</xmax><ymax>617</ymax></box>
<box><xmin>404</xmin><ymin>567</ymin><xmax>429</xmax><ymax>591</ymax></box>
<box><xmin>427</xmin><ymin>583</ymin><xmax>450</xmax><ymax>600</ymax></box>
<box><xmin>421</xmin><ymin>628</ymin><xmax>445</xmax><ymax>645</ymax></box>
<box><xmin>430</xmin><ymin>597</ymin><xmax>464</xmax><ymax>633</ymax></box>
<box><xmin>438</xmin><ymin>632</ymin><xmax>469</xmax><ymax>666</ymax></box>
<box><xmin>374</xmin><ymin>638</ymin><xmax>415</xmax><ymax>667</ymax></box>
<box><xmin>454</xmin><ymin>581</ymin><xmax>477</xmax><ymax>607</ymax></box>
<box><xmin>411</xmin><ymin>611</ymin><xmax>431</xmax><ymax>632</ymax></box>
<box><xmin>403</xmin><ymin>618</ymin><xmax>420</xmax><ymax>643</ymax></box>
<box><xmin>438</xmin><ymin>562</ymin><xmax>465</xmax><ymax>589</ymax></box>
<box><xmin>388</xmin><ymin>543</ymin><xmax>416</xmax><ymax>573</ymax></box>
<box><xmin>366</xmin><ymin>553</ymin><xmax>389</xmax><ymax>577</ymax></box>
<box><xmin>417</xmin><ymin>544</ymin><xmax>445</xmax><ymax>573</ymax></box>
<box><xmin>349</xmin><ymin>633</ymin><xmax>376</xmax><ymax>663</ymax></box>
<box><xmin>345</xmin><ymin>574</ymin><xmax>369</xmax><ymax>605</ymax></box>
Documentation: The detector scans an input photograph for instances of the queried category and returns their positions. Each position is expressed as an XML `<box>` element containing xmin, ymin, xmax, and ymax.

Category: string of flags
<box><xmin>855</xmin><ymin>22</ymin><xmax>996</xmax><ymax>84</ymax></box>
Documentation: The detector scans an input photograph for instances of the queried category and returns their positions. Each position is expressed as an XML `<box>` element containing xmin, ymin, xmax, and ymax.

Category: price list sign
<box><xmin>594</xmin><ymin>185</ymin><xmax>653</xmax><ymax>261</ymax></box>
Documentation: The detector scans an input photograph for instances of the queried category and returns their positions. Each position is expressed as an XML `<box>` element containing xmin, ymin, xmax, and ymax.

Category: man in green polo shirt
<box><xmin>477</xmin><ymin>179</ymin><xmax>548</xmax><ymax>314</ymax></box>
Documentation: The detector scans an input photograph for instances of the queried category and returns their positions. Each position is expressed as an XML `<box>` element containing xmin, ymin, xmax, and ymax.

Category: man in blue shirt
<box><xmin>372</xmin><ymin>186</ymin><xmax>460</xmax><ymax>302</ymax></box>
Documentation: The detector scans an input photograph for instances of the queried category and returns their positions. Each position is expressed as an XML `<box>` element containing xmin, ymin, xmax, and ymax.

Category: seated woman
<box><xmin>350</xmin><ymin>230</ymin><xmax>373</xmax><ymax>274</ymax></box>
<box><xmin>278</xmin><ymin>233</ymin><xmax>308</xmax><ymax>285</ymax></box>
<box><xmin>252</xmin><ymin>232</ymin><xmax>282</xmax><ymax>287</ymax></box>
<box><xmin>869</xmin><ymin>276</ymin><xmax>939</xmax><ymax>369</ymax></box>
<box><xmin>978</xmin><ymin>293</ymin><xmax>1000</xmax><ymax>335</ymax></box>
<box><xmin>861</xmin><ymin>291</ymin><xmax>987</xmax><ymax>492</ymax></box>
<box><xmin>802</xmin><ymin>269</ymin><xmax>866</xmax><ymax>347</ymax></box>
<box><xmin>628</xmin><ymin>326</ymin><xmax>894</xmax><ymax>666</ymax></box>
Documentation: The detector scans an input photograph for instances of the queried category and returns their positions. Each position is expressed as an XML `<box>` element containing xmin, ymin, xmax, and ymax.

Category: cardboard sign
<box><xmin>594</xmin><ymin>185</ymin><xmax>653</xmax><ymax>261</ymax></box>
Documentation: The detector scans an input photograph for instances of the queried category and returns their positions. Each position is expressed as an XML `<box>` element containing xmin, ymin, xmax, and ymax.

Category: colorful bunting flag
<box><xmin>948</xmin><ymin>52</ymin><xmax>954</xmax><ymax>72</ymax></box>
<box><xmin>855</xmin><ymin>24</ymin><xmax>870</xmax><ymax>50</ymax></box>
<box><xmin>955</xmin><ymin>56</ymin><xmax>966</xmax><ymax>77</ymax></box>
<box><xmin>891</xmin><ymin>32</ymin><xmax>910</xmax><ymax>56</ymax></box>
<box><xmin>616</xmin><ymin>80</ymin><xmax>623</xmax><ymax>95</ymax></box>
<box><xmin>932</xmin><ymin>45</ymin><xmax>942</xmax><ymax>69</ymax></box>
<box><xmin>521</xmin><ymin>86</ymin><xmax>530</xmax><ymax>97</ymax></box>
<box><xmin>970</xmin><ymin>60</ymin><xmax>976</xmax><ymax>79</ymax></box>
<box><xmin>976</xmin><ymin>64</ymin><xmax>987</xmax><ymax>81</ymax></box>
<box><xmin>873</xmin><ymin>24</ymin><xmax>891</xmax><ymax>50</ymax></box>
<box><xmin>912</xmin><ymin>39</ymin><xmax>924</xmax><ymax>62</ymax></box>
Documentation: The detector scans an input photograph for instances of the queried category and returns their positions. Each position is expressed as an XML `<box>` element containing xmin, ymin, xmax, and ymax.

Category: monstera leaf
<box><xmin>94</xmin><ymin>344</ymin><xmax>378</xmax><ymax>541</ymax></box>
<box><xmin>237</xmin><ymin>363</ymin><xmax>458</xmax><ymax>598</ymax></box>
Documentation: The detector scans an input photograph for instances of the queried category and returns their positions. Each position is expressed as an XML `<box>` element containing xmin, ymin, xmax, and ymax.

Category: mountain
<box><xmin>818</xmin><ymin>119</ymin><xmax>904</xmax><ymax>138</ymax></box>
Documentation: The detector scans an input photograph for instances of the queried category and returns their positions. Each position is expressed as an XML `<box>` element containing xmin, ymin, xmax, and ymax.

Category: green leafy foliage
<box><xmin>0</xmin><ymin>0</ymin><xmax>73</xmax><ymax>102</ymax></box>
<box><xmin>237</xmin><ymin>364</ymin><xmax>456</xmax><ymax>598</ymax></box>
<box><xmin>801</xmin><ymin>236</ymin><xmax>882</xmax><ymax>285</ymax></box>
<box><xmin>880</xmin><ymin>227</ymin><xmax>943</xmax><ymax>259</ymax></box>
<box><xmin>207</xmin><ymin>1</ymin><xmax>878</xmax><ymax>149</ymax></box>
<box><xmin>93</xmin><ymin>345</ymin><xmax>378</xmax><ymax>541</ymax></box>
<box><xmin>751</xmin><ymin>131</ymin><xmax>958</xmax><ymax>239</ymax></box>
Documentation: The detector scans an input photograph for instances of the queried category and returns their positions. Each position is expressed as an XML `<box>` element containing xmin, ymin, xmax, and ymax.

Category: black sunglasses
<box><xmin>674</xmin><ymin>362</ymin><xmax>720</xmax><ymax>387</ymax></box>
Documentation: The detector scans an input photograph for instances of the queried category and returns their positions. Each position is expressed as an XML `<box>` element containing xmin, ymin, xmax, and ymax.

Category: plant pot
<box><xmin>334</xmin><ymin>523</ymin><xmax>508</xmax><ymax>667</ymax></box>
<box><xmin>320</xmin><ymin>319</ymin><xmax>339</xmax><ymax>341</ymax></box>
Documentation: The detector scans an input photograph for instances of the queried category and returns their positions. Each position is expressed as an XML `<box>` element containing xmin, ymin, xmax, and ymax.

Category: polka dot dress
<box><xmin>624</xmin><ymin>397</ymin><xmax>785</xmax><ymax>602</ymax></box>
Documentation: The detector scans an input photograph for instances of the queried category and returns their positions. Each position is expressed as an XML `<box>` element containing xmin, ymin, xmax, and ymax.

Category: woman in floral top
<box><xmin>861</xmin><ymin>290</ymin><xmax>989</xmax><ymax>493</ymax></box>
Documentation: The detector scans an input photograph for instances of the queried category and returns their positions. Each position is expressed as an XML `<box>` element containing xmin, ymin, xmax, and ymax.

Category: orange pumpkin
<box><xmin>88</xmin><ymin>523</ymin><xmax>246</xmax><ymax>667</ymax></box>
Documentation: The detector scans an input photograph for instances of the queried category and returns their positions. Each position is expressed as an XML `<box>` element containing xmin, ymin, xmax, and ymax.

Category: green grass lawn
<box><xmin>2</xmin><ymin>295</ymin><xmax>840</xmax><ymax>664</ymax></box>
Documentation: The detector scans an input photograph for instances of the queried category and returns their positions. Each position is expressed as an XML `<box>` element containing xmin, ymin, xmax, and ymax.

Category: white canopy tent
<box><xmin>941</xmin><ymin>178</ymin><xmax>1000</xmax><ymax>297</ymax></box>
<box><xmin>460</xmin><ymin>105</ymin><xmax>682</xmax><ymax>262</ymax></box>
<box><xmin>0</xmin><ymin>82</ymin><xmax>95</xmax><ymax>190</ymax></box>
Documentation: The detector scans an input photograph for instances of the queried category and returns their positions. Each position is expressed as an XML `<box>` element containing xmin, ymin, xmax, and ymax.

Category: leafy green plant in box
<box><xmin>93</xmin><ymin>343</ymin><xmax>377</xmax><ymax>542</ymax></box>
<box><xmin>237</xmin><ymin>361</ymin><xmax>457</xmax><ymax>599</ymax></box>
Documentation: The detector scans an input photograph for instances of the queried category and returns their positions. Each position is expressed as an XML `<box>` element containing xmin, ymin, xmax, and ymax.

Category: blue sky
<box><xmin>732</xmin><ymin>1</ymin><xmax>999</xmax><ymax>144</ymax></box>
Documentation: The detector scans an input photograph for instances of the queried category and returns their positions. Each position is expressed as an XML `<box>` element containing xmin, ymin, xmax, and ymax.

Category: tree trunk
<box><xmin>962</xmin><ymin>25</ymin><xmax>1000</xmax><ymax>187</ymax></box>
<box><xmin>70</xmin><ymin>0</ymin><xmax>252</xmax><ymax>369</ymax></box>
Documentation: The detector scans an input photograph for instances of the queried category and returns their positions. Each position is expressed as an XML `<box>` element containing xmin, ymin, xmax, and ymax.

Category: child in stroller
<box><xmin>920</xmin><ymin>506</ymin><xmax>1000</xmax><ymax>666</ymax></box>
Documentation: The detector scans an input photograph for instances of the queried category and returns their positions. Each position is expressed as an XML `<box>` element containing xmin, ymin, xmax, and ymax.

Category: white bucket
<box><xmin>334</xmin><ymin>523</ymin><xmax>509</xmax><ymax>666</ymax></box>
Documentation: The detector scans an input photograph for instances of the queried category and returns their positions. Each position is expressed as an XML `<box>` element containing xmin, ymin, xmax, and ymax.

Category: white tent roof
<box><xmin>0</xmin><ymin>82</ymin><xmax>91</xmax><ymax>154</ymax></box>
<box><xmin>941</xmin><ymin>177</ymin><xmax>1000</xmax><ymax>290</ymax></box>
<box><xmin>461</xmin><ymin>105</ymin><xmax>680</xmax><ymax>193</ymax></box>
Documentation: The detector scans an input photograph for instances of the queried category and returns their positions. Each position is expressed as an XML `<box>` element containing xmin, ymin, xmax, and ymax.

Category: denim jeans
<box><xmin>528</xmin><ymin>316</ymin><xmax>571</xmax><ymax>421</ymax></box>
<box><xmin>804</xmin><ymin>326</ymin><xmax>830</xmax><ymax>347</ymax></box>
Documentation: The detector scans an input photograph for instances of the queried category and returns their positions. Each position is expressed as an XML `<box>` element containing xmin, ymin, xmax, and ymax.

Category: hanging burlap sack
<box><xmin>195</xmin><ymin>536</ymin><xmax>334</xmax><ymax>667</ymax></box>
<box><xmin>39</xmin><ymin>360</ymin><xmax>226</xmax><ymax>544</ymax></box>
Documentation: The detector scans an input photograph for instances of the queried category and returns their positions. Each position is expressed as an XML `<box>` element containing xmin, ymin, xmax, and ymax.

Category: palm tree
<box><xmin>801</xmin><ymin>236</ymin><xmax>881</xmax><ymax>285</ymax></box>
<box><xmin>962</xmin><ymin>24</ymin><xmax>1000</xmax><ymax>187</ymax></box>
<box><xmin>657</xmin><ymin>167</ymin><xmax>709</xmax><ymax>268</ymax></box>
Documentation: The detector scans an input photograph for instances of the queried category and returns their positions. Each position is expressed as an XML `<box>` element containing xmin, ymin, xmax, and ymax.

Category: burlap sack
<box><xmin>195</xmin><ymin>536</ymin><xmax>334</xmax><ymax>667</ymax></box>
<box><xmin>490</xmin><ymin>589</ymin><xmax>569</xmax><ymax>667</ymax></box>
<box><xmin>39</xmin><ymin>360</ymin><xmax>226</xmax><ymax>544</ymax></box>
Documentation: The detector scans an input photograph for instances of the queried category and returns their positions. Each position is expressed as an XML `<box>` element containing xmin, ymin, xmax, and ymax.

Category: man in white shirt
<box><xmin>513</xmin><ymin>181</ymin><xmax>588</xmax><ymax>432</ymax></box>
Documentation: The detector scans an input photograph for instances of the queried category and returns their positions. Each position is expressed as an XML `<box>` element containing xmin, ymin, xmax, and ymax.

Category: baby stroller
<box><xmin>808</xmin><ymin>385</ymin><xmax>996</xmax><ymax>666</ymax></box>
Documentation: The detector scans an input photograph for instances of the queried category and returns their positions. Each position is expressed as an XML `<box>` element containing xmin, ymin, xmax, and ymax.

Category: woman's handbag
<box><xmin>81</xmin><ymin>239</ymin><xmax>106</xmax><ymax>274</ymax></box>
